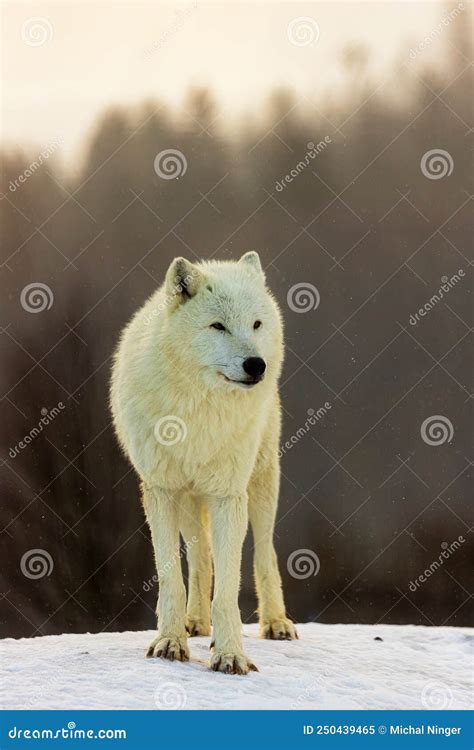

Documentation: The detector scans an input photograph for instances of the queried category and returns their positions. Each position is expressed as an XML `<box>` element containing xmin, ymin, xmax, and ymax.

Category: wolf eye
<box><xmin>253</xmin><ymin>320</ymin><xmax>262</xmax><ymax>330</ymax></box>
<box><xmin>210</xmin><ymin>322</ymin><xmax>226</xmax><ymax>331</ymax></box>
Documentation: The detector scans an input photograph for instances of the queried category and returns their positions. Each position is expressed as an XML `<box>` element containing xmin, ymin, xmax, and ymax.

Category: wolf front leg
<box><xmin>142</xmin><ymin>485</ymin><xmax>189</xmax><ymax>661</ymax></box>
<box><xmin>179</xmin><ymin>496</ymin><xmax>212</xmax><ymax>636</ymax></box>
<box><xmin>249</xmin><ymin>453</ymin><xmax>298</xmax><ymax>641</ymax></box>
<box><xmin>207</xmin><ymin>493</ymin><xmax>258</xmax><ymax>675</ymax></box>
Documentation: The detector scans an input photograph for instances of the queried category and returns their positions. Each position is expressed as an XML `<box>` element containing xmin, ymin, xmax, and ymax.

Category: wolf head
<box><xmin>161</xmin><ymin>252</ymin><xmax>283</xmax><ymax>392</ymax></box>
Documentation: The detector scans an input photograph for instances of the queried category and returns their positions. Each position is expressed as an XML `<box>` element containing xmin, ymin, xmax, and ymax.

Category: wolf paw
<box><xmin>186</xmin><ymin>617</ymin><xmax>211</xmax><ymax>637</ymax></box>
<box><xmin>210</xmin><ymin>649</ymin><xmax>258</xmax><ymax>675</ymax></box>
<box><xmin>261</xmin><ymin>618</ymin><xmax>298</xmax><ymax>640</ymax></box>
<box><xmin>146</xmin><ymin>634</ymin><xmax>189</xmax><ymax>661</ymax></box>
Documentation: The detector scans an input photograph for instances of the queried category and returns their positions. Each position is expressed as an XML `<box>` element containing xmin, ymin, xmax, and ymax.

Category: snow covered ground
<box><xmin>1</xmin><ymin>624</ymin><xmax>472</xmax><ymax>710</ymax></box>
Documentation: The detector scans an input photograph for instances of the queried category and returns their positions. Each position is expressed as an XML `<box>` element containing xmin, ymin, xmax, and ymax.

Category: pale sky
<box><xmin>1</xmin><ymin>1</ymin><xmax>451</xmax><ymax>167</ymax></box>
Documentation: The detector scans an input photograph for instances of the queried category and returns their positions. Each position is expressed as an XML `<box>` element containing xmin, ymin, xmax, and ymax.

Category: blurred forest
<box><xmin>1</xmin><ymin>7</ymin><xmax>472</xmax><ymax>638</ymax></box>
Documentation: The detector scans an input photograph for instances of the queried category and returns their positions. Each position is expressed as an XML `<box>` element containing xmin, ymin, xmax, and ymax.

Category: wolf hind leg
<box><xmin>249</xmin><ymin>454</ymin><xmax>298</xmax><ymax>641</ymax></box>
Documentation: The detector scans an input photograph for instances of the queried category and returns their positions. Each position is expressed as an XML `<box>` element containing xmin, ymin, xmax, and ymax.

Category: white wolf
<box><xmin>110</xmin><ymin>251</ymin><xmax>297</xmax><ymax>674</ymax></box>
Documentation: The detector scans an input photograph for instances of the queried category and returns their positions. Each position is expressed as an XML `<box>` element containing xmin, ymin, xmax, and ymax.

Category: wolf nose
<box><xmin>242</xmin><ymin>357</ymin><xmax>266</xmax><ymax>379</ymax></box>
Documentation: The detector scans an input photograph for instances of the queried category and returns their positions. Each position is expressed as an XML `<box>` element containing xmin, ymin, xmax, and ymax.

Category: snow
<box><xmin>1</xmin><ymin>624</ymin><xmax>472</xmax><ymax>711</ymax></box>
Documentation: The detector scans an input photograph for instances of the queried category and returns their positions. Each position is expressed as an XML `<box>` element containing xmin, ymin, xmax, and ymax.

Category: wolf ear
<box><xmin>239</xmin><ymin>251</ymin><xmax>264</xmax><ymax>278</ymax></box>
<box><xmin>165</xmin><ymin>257</ymin><xmax>204</xmax><ymax>309</ymax></box>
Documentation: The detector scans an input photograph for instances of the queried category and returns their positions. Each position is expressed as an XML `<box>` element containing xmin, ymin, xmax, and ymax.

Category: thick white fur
<box><xmin>110</xmin><ymin>252</ymin><xmax>297</xmax><ymax>674</ymax></box>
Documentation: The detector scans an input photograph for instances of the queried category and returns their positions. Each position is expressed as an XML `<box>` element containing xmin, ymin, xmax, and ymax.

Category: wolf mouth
<box><xmin>220</xmin><ymin>374</ymin><xmax>262</xmax><ymax>387</ymax></box>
